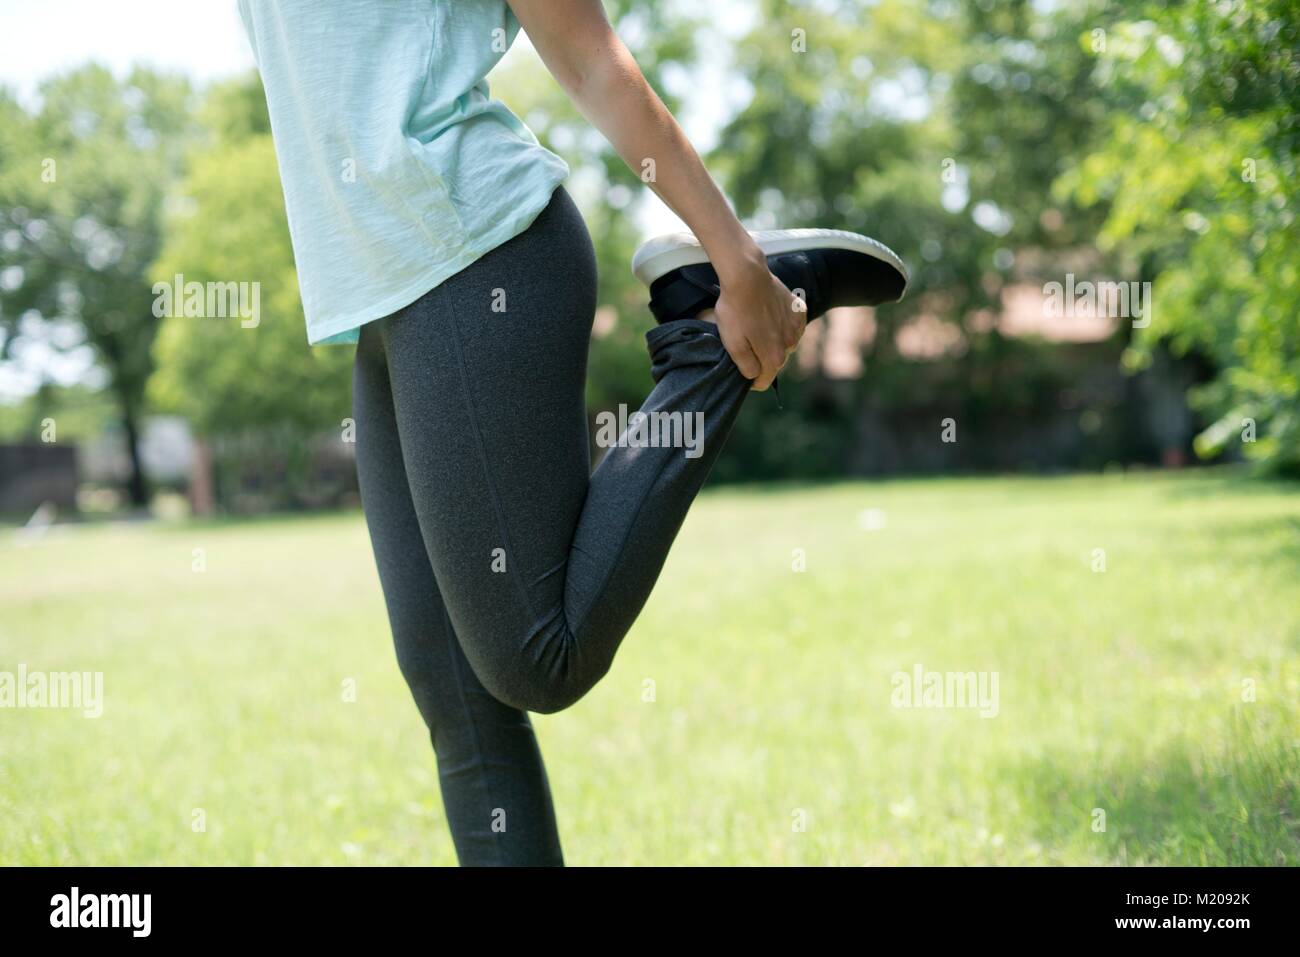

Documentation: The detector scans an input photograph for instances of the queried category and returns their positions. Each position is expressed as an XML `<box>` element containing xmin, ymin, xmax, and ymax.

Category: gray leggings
<box><xmin>352</xmin><ymin>187</ymin><xmax>750</xmax><ymax>865</ymax></box>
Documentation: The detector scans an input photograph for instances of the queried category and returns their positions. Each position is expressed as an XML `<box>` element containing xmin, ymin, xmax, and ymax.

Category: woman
<box><xmin>238</xmin><ymin>0</ymin><xmax>906</xmax><ymax>865</ymax></box>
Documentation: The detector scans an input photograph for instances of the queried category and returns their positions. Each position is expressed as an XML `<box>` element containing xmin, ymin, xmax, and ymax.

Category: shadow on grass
<box><xmin>1002</xmin><ymin>707</ymin><xmax>1299</xmax><ymax>865</ymax></box>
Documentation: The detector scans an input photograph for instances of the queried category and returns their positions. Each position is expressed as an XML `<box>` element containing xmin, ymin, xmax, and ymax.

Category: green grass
<box><xmin>2</xmin><ymin>469</ymin><xmax>1297</xmax><ymax>865</ymax></box>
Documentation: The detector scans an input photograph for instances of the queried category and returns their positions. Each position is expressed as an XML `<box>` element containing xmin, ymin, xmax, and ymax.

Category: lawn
<box><xmin>1</xmin><ymin>469</ymin><xmax>1297</xmax><ymax>865</ymax></box>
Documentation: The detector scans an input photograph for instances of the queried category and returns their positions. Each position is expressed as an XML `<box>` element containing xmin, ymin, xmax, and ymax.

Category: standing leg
<box><xmin>353</xmin><ymin>321</ymin><xmax>563</xmax><ymax>866</ymax></box>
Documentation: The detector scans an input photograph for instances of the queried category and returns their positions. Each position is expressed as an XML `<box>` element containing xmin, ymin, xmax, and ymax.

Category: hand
<box><xmin>711</xmin><ymin>248</ymin><xmax>806</xmax><ymax>391</ymax></box>
<box><xmin>504</xmin><ymin>0</ymin><xmax>807</xmax><ymax>388</ymax></box>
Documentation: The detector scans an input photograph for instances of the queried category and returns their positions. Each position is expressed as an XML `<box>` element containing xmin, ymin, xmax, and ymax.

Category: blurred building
<box><xmin>0</xmin><ymin>443</ymin><xmax>77</xmax><ymax>516</ymax></box>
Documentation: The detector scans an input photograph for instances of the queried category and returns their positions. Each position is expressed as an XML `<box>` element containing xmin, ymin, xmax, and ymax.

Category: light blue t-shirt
<box><xmin>237</xmin><ymin>0</ymin><xmax>570</xmax><ymax>344</ymax></box>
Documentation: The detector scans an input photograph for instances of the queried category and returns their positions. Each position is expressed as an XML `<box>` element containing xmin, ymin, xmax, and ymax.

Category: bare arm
<box><xmin>505</xmin><ymin>0</ymin><xmax>803</xmax><ymax>389</ymax></box>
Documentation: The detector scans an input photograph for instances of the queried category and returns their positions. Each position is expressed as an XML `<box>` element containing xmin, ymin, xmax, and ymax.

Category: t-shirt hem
<box><xmin>304</xmin><ymin>177</ymin><xmax>568</xmax><ymax>346</ymax></box>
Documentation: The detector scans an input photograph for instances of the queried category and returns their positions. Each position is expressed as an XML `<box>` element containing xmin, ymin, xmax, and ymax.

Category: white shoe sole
<box><xmin>631</xmin><ymin>227</ymin><xmax>910</xmax><ymax>290</ymax></box>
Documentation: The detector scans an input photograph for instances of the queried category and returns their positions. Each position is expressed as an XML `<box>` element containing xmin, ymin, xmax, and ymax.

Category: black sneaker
<box><xmin>632</xmin><ymin>228</ymin><xmax>909</xmax><ymax>324</ymax></box>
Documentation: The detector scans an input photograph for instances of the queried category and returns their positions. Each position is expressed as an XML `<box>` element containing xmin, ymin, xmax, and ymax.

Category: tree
<box><xmin>147</xmin><ymin>75</ymin><xmax>353</xmax><ymax>510</ymax></box>
<box><xmin>148</xmin><ymin>134</ymin><xmax>353</xmax><ymax>433</ymax></box>
<box><xmin>1059</xmin><ymin>0</ymin><xmax>1299</xmax><ymax>474</ymax></box>
<box><xmin>707</xmin><ymin>0</ymin><xmax>1024</xmax><ymax>473</ymax></box>
<box><xmin>0</xmin><ymin>66</ymin><xmax>196</xmax><ymax>506</ymax></box>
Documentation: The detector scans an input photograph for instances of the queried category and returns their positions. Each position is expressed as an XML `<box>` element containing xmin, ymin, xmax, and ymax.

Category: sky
<box><xmin>0</xmin><ymin>0</ymin><xmax>256</xmax><ymax>103</ymax></box>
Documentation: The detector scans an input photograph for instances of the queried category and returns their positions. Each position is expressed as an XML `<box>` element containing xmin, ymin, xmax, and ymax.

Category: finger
<box><xmin>783</xmin><ymin>316</ymin><xmax>803</xmax><ymax>352</ymax></box>
<box><xmin>751</xmin><ymin>341</ymin><xmax>784</xmax><ymax>391</ymax></box>
<box><xmin>719</xmin><ymin>326</ymin><xmax>762</xmax><ymax>380</ymax></box>
<box><xmin>737</xmin><ymin>342</ymin><xmax>765</xmax><ymax>381</ymax></box>
<box><xmin>761</xmin><ymin>341</ymin><xmax>786</xmax><ymax>379</ymax></box>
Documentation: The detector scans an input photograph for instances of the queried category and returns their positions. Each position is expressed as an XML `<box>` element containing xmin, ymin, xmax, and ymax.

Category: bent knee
<box><xmin>483</xmin><ymin>670</ymin><xmax>591</xmax><ymax>716</ymax></box>
<box><xmin>477</xmin><ymin>647</ymin><xmax>611</xmax><ymax>715</ymax></box>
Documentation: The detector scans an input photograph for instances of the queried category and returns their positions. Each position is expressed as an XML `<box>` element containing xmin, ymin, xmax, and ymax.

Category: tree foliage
<box><xmin>1061</xmin><ymin>0</ymin><xmax>1300</xmax><ymax>473</ymax></box>
<box><xmin>148</xmin><ymin>77</ymin><xmax>351</xmax><ymax>438</ymax></box>
<box><xmin>0</xmin><ymin>65</ymin><xmax>195</xmax><ymax>503</ymax></box>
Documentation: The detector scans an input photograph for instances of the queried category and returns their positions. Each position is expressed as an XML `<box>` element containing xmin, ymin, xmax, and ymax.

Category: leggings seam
<box><xmin>572</xmin><ymin>346</ymin><xmax>734</xmax><ymax>634</ymax></box>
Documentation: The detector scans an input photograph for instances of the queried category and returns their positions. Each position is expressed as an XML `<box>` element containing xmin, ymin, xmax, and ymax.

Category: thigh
<box><xmin>354</xmin><ymin>322</ymin><xmax>458</xmax><ymax>729</ymax></box>
<box><xmin>378</xmin><ymin>189</ymin><xmax>598</xmax><ymax>693</ymax></box>
<box><xmin>353</xmin><ymin>323</ymin><xmax>563</xmax><ymax>864</ymax></box>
